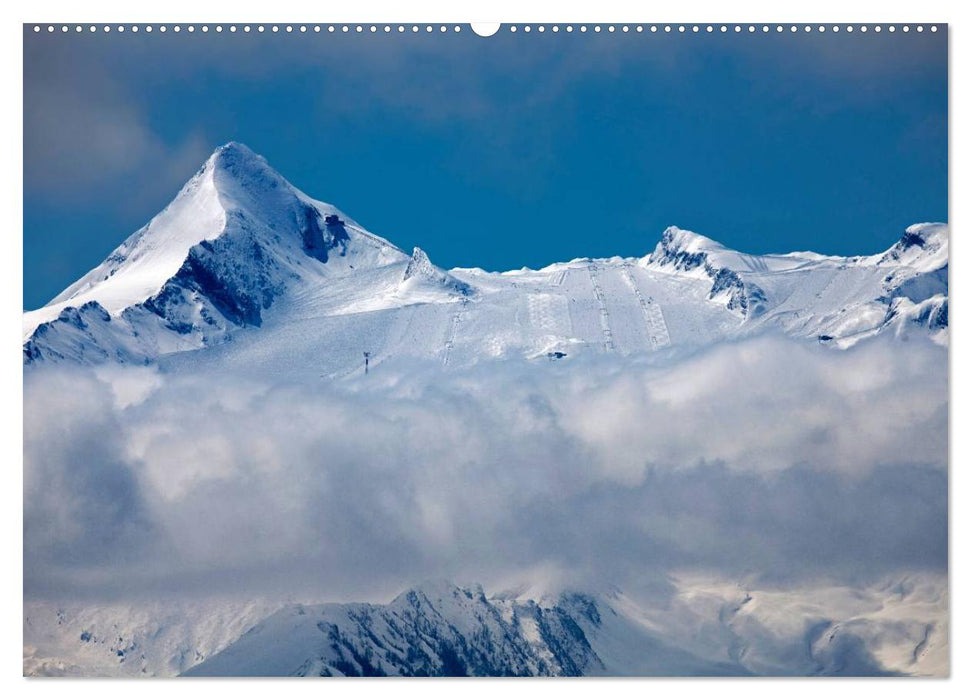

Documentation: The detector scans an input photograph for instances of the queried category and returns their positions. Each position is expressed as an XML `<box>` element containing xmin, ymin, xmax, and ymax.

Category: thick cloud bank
<box><xmin>24</xmin><ymin>334</ymin><xmax>947</xmax><ymax>602</ymax></box>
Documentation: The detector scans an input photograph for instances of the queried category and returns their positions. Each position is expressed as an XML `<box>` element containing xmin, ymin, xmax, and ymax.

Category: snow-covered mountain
<box><xmin>23</xmin><ymin>143</ymin><xmax>948</xmax><ymax>371</ymax></box>
<box><xmin>186</xmin><ymin>582</ymin><xmax>620</xmax><ymax>677</ymax></box>
<box><xmin>25</xmin><ymin>576</ymin><xmax>946</xmax><ymax>677</ymax></box>
<box><xmin>21</xmin><ymin>143</ymin><xmax>949</xmax><ymax>678</ymax></box>
<box><xmin>23</xmin><ymin>143</ymin><xmax>406</xmax><ymax>365</ymax></box>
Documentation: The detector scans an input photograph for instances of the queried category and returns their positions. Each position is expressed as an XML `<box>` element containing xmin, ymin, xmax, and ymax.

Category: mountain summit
<box><xmin>40</xmin><ymin>142</ymin><xmax>360</xmax><ymax>321</ymax></box>
<box><xmin>23</xmin><ymin>144</ymin><xmax>948</xmax><ymax>369</ymax></box>
<box><xmin>24</xmin><ymin>143</ymin><xmax>405</xmax><ymax>364</ymax></box>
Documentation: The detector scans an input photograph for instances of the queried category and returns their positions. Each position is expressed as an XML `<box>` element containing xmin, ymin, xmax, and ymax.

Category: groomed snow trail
<box><xmin>442</xmin><ymin>298</ymin><xmax>470</xmax><ymax>366</ymax></box>
<box><xmin>622</xmin><ymin>264</ymin><xmax>671</xmax><ymax>350</ymax></box>
<box><xmin>587</xmin><ymin>265</ymin><xmax>615</xmax><ymax>352</ymax></box>
<box><xmin>547</xmin><ymin>269</ymin><xmax>567</xmax><ymax>287</ymax></box>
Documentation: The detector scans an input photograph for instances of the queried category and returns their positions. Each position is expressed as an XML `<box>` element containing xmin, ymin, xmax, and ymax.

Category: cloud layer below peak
<box><xmin>24</xmin><ymin>334</ymin><xmax>947</xmax><ymax>602</ymax></box>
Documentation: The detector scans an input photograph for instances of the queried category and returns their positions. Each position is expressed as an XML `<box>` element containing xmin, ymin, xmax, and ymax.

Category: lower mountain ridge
<box><xmin>25</xmin><ymin>578</ymin><xmax>947</xmax><ymax>677</ymax></box>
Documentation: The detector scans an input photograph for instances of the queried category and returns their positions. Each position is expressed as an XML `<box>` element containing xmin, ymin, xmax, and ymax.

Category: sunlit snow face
<box><xmin>23</xmin><ymin>333</ymin><xmax>946</xmax><ymax>602</ymax></box>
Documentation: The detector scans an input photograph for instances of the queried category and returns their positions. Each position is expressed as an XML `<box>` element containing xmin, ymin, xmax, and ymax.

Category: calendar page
<box><xmin>21</xmin><ymin>18</ymin><xmax>948</xmax><ymax>678</ymax></box>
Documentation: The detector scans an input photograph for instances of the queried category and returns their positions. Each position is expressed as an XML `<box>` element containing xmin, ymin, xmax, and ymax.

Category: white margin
<box><xmin>2</xmin><ymin>1</ymin><xmax>964</xmax><ymax>699</ymax></box>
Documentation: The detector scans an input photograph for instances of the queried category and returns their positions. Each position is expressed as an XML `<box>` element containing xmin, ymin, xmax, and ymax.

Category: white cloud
<box><xmin>23</xmin><ymin>333</ymin><xmax>947</xmax><ymax>602</ymax></box>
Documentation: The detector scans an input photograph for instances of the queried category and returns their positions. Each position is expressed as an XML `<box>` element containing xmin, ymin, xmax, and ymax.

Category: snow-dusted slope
<box><xmin>27</xmin><ymin>576</ymin><xmax>943</xmax><ymax>677</ymax></box>
<box><xmin>23</xmin><ymin>599</ymin><xmax>282</xmax><ymax>677</ymax></box>
<box><xmin>23</xmin><ymin>144</ymin><xmax>948</xmax><ymax>369</ymax></box>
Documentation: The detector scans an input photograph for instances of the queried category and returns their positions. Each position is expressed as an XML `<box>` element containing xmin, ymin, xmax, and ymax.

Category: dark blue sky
<box><xmin>23</xmin><ymin>25</ymin><xmax>947</xmax><ymax>309</ymax></box>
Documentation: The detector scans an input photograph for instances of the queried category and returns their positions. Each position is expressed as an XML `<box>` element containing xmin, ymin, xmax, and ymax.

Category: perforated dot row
<box><xmin>510</xmin><ymin>24</ymin><xmax>938</xmax><ymax>34</ymax></box>
<box><xmin>30</xmin><ymin>24</ymin><xmax>466</xmax><ymax>34</ymax></box>
<box><xmin>30</xmin><ymin>24</ymin><xmax>941</xmax><ymax>35</ymax></box>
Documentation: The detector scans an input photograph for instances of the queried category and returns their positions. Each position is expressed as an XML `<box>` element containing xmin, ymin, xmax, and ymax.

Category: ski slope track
<box><xmin>23</xmin><ymin>143</ymin><xmax>948</xmax><ymax>371</ymax></box>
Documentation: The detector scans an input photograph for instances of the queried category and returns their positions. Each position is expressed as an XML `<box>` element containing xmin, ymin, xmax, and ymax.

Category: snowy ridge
<box><xmin>401</xmin><ymin>246</ymin><xmax>474</xmax><ymax>298</ymax></box>
<box><xmin>186</xmin><ymin>582</ymin><xmax>612</xmax><ymax>677</ymax></box>
<box><xmin>644</xmin><ymin>226</ymin><xmax>769</xmax><ymax>316</ymax></box>
<box><xmin>25</xmin><ymin>576</ymin><xmax>946</xmax><ymax>677</ymax></box>
<box><xmin>875</xmin><ymin>222</ymin><xmax>949</xmax><ymax>271</ymax></box>
<box><xmin>23</xmin><ymin>144</ymin><xmax>949</xmax><ymax>368</ymax></box>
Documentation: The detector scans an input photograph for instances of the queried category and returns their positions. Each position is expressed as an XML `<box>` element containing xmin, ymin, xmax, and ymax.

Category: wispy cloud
<box><xmin>23</xmin><ymin>37</ymin><xmax>210</xmax><ymax>205</ymax></box>
<box><xmin>24</xmin><ymin>28</ymin><xmax>945</xmax><ymax>201</ymax></box>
